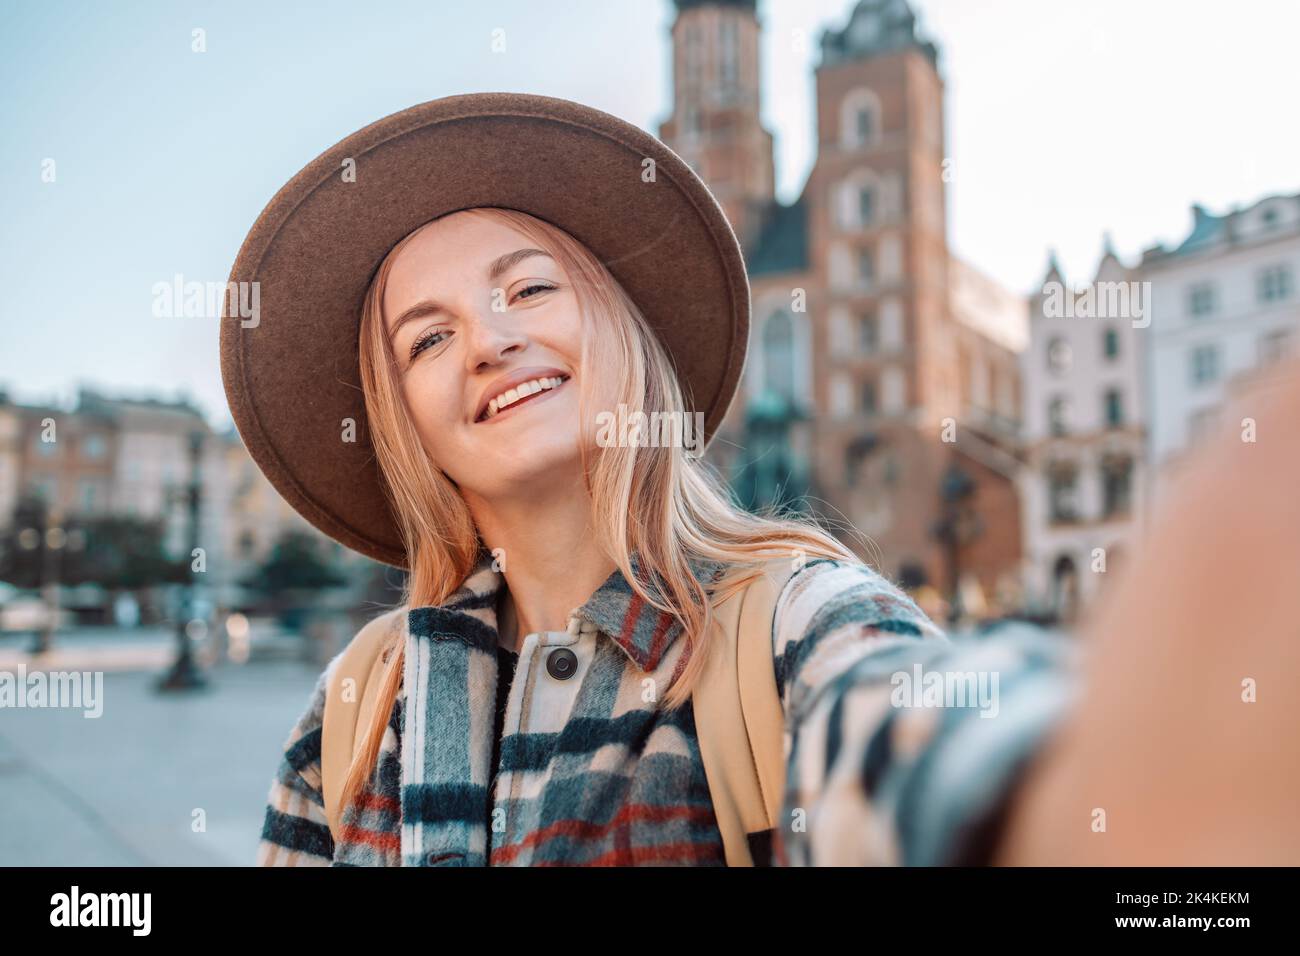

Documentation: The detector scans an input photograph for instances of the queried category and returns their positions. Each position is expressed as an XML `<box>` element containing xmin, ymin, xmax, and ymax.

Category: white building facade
<box><xmin>1019</xmin><ymin>246</ymin><xmax>1147</xmax><ymax>621</ymax></box>
<box><xmin>1139</xmin><ymin>193</ymin><xmax>1300</xmax><ymax>477</ymax></box>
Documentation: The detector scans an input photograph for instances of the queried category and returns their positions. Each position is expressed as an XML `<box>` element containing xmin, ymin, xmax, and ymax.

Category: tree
<box><xmin>63</xmin><ymin>515</ymin><xmax>188</xmax><ymax>589</ymax></box>
<box><xmin>0</xmin><ymin>495</ymin><xmax>49</xmax><ymax>588</ymax></box>
<box><xmin>239</xmin><ymin>529</ymin><xmax>347</xmax><ymax>618</ymax></box>
<box><xmin>0</xmin><ymin>498</ymin><xmax>185</xmax><ymax>590</ymax></box>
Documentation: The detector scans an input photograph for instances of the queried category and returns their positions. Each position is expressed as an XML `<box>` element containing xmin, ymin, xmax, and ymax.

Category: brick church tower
<box><xmin>663</xmin><ymin>0</ymin><xmax>1025</xmax><ymax>616</ymax></box>
<box><xmin>657</xmin><ymin>0</ymin><xmax>775</xmax><ymax>252</ymax></box>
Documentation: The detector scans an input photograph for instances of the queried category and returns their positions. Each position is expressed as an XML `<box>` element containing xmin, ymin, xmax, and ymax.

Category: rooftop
<box><xmin>820</xmin><ymin>0</ymin><xmax>939</xmax><ymax>70</ymax></box>
<box><xmin>1141</xmin><ymin>192</ymin><xmax>1300</xmax><ymax>267</ymax></box>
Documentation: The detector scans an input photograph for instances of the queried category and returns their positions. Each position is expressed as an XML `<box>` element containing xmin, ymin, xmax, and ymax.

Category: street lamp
<box><xmin>24</xmin><ymin>507</ymin><xmax>67</xmax><ymax>655</ymax></box>
<box><xmin>933</xmin><ymin>460</ymin><xmax>981</xmax><ymax>627</ymax></box>
<box><xmin>158</xmin><ymin>429</ymin><xmax>208</xmax><ymax>691</ymax></box>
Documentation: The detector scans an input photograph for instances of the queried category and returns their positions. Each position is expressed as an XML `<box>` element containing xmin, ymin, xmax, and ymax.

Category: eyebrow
<box><xmin>387</xmin><ymin>248</ymin><xmax>554</xmax><ymax>343</ymax></box>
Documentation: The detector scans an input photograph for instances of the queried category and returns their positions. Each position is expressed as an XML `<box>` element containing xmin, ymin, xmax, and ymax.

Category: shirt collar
<box><xmin>428</xmin><ymin>549</ymin><xmax>728</xmax><ymax>672</ymax></box>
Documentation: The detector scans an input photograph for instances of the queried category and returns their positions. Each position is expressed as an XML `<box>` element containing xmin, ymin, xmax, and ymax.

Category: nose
<box><xmin>463</xmin><ymin>306</ymin><xmax>528</xmax><ymax>373</ymax></box>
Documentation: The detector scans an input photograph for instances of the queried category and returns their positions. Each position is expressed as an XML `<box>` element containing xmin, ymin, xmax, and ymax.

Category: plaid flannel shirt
<box><xmin>257</xmin><ymin>554</ymin><xmax>1078</xmax><ymax>866</ymax></box>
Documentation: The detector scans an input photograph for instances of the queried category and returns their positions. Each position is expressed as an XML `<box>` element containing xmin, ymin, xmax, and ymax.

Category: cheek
<box><xmin>541</xmin><ymin>309</ymin><xmax>586</xmax><ymax>381</ymax></box>
<box><xmin>558</xmin><ymin>302</ymin><xmax>585</xmax><ymax>351</ymax></box>
<box><xmin>401</xmin><ymin>369</ymin><xmax>459</xmax><ymax>453</ymax></box>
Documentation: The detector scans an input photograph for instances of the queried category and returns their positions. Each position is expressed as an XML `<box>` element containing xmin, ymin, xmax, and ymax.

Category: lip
<box><xmin>475</xmin><ymin>378</ymin><xmax>569</xmax><ymax>425</ymax></box>
<box><xmin>473</xmin><ymin>366</ymin><xmax>571</xmax><ymax>424</ymax></box>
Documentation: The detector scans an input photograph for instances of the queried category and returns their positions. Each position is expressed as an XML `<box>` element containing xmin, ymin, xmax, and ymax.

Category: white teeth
<box><xmin>482</xmin><ymin>376</ymin><xmax>567</xmax><ymax>420</ymax></box>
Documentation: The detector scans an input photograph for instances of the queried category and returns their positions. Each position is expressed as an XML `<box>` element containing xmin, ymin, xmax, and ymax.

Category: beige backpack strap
<box><xmin>694</xmin><ymin>557</ymin><xmax>798</xmax><ymax>866</ymax></box>
<box><xmin>321</xmin><ymin>607</ymin><xmax>405</xmax><ymax>842</ymax></box>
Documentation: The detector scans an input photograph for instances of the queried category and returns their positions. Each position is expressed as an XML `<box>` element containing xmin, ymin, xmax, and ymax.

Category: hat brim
<box><xmin>221</xmin><ymin>92</ymin><xmax>750</xmax><ymax>569</ymax></box>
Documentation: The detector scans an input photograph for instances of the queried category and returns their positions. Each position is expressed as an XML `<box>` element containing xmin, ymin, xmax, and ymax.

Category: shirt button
<box><xmin>546</xmin><ymin>647</ymin><xmax>578</xmax><ymax>680</ymax></box>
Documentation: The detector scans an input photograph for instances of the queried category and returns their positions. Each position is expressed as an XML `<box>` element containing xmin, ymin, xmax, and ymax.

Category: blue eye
<box><xmin>514</xmin><ymin>282</ymin><xmax>556</xmax><ymax>302</ymax></box>
<box><xmin>410</xmin><ymin>328</ymin><xmax>449</xmax><ymax>359</ymax></box>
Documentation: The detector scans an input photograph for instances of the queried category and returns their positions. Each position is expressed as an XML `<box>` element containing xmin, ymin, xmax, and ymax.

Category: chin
<box><xmin>466</xmin><ymin>428</ymin><xmax>585</xmax><ymax>492</ymax></box>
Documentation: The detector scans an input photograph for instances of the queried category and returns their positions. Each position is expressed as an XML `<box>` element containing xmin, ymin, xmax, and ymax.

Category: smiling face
<box><xmin>382</xmin><ymin>210</ymin><xmax>587</xmax><ymax>500</ymax></box>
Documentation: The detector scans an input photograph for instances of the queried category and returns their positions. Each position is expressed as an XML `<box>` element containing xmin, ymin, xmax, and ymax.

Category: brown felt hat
<box><xmin>220</xmin><ymin>92</ymin><xmax>751</xmax><ymax>569</ymax></box>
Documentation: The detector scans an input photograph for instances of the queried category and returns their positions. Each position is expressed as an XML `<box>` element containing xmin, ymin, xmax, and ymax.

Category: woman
<box><xmin>227</xmin><ymin>94</ymin><xmax>1299</xmax><ymax>867</ymax></box>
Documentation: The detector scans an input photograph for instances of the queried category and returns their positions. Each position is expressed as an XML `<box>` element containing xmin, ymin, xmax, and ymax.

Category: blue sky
<box><xmin>2</xmin><ymin>0</ymin><xmax>1296</xmax><ymax>428</ymax></box>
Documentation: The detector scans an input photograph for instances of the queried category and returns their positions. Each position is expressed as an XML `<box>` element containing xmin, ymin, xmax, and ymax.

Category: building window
<box><xmin>1104</xmin><ymin>389</ymin><xmax>1124</xmax><ymax>428</ymax></box>
<box><xmin>1101</xmin><ymin>456</ymin><xmax>1133</xmax><ymax>518</ymax></box>
<box><xmin>859</xmin><ymin>312</ymin><xmax>878</xmax><ymax>353</ymax></box>
<box><xmin>1045</xmin><ymin>395</ymin><xmax>1066</xmax><ymax>437</ymax></box>
<box><xmin>1052</xmin><ymin>554</ymin><xmax>1080</xmax><ymax>621</ymax></box>
<box><xmin>840</xmin><ymin>89</ymin><xmax>881</xmax><ymax>150</ymax></box>
<box><xmin>1047</xmin><ymin>336</ymin><xmax>1072</xmax><ymax>375</ymax></box>
<box><xmin>855</xmin><ymin>108</ymin><xmax>873</xmax><ymax>144</ymax></box>
<box><xmin>861</xmin><ymin>379</ymin><xmax>878</xmax><ymax>415</ymax></box>
<box><xmin>1103</xmin><ymin>326</ymin><xmax>1120</xmax><ymax>360</ymax></box>
<box><xmin>858</xmin><ymin>186</ymin><xmax>874</xmax><ymax>227</ymax></box>
<box><xmin>1048</xmin><ymin>396</ymin><xmax>1070</xmax><ymax>436</ymax></box>
<box><xmin>720</xmin><ymin>18</ymin><xmax>738</xmax><ymax>89</ymax></box>
<box><xmin>857</xmin><ymin>248</ymin><xmax>874</xmax><ymax>287</ymax></box>
<box><xmin>81</xmin><ymin>433</ymin><xmax>107</xmax><ymax>459</ymax></box>
<box><xmin>684</xmin><ymin>25</ymin><xmax>701</xmax><ymax>87</ymax></box>
<box><xmin>843</xmin><ymin>436</ymin><xmax>874</xmax><ymax>488</ymax></box>
<box><xmin>1188</xmin><ymin>281</ymin><xmax>1216</xmax><ymax>318</ymax></box>
<box><xmin>762</xmin><ymin>311</ymin><xmax>796</xmax><ymax>400</ymax></box>
<box><xmin>1258</xmin><ymin>265</ymin><xmax>1294</xmax><ymax>304</ymax></box>
<box><xmin>1047</xmin><ymin>465</ymin><xmax>1079</xmax><ymax>524</ymax></box>
<box><xmin>837</xmin><ymin>174</ymin><xmax>881</xmax><ymax>231</ymax></box>
<box><xmin>1190</xmin><ymin>344</ymin><xmax>1220</xmax><ymax>386</ymax></box>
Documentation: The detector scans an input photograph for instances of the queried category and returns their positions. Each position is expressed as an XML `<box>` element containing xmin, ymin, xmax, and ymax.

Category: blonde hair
<box><xmin>347</xmin><ymin>206</ymin><xmax>857</xmax><ymax>813</ymax></box>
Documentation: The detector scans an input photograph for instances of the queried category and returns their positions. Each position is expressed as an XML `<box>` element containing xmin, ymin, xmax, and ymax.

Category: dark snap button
<box><xmin>546</xmin><ymin>647</ymin><xmax>578</xmax><ymax>680</ymax></box>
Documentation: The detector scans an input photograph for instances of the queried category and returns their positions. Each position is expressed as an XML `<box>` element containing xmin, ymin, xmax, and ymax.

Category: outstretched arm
<box><xmin>773</xmin><ymin>557</ymin><xmax>1079</xmax><ymax>865</ymax></box>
